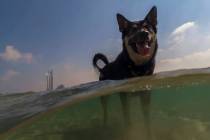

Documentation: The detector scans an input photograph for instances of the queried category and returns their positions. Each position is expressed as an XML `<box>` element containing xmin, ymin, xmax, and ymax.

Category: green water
<box><xmin>1</xmin><ymin>74</ymin><xmax>210</xmax><ymax>140</ymax></box>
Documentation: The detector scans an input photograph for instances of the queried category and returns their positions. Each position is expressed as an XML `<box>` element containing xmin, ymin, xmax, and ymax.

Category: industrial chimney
<box><xmin>45</xmin><ymin>69</ymin><xmax>53</xmax><ymax>91</ymax></box>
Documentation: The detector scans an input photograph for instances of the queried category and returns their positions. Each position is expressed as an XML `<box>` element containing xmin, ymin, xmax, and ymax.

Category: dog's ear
<box><xmin>144</xmin><ymin>6</ymin><xmax>157</xmax><ymax>27</ymax></box>
<box><xmin>117</xmin><ymin>13</ymin><xmax>129</xmax><ymax>32</ymax></box>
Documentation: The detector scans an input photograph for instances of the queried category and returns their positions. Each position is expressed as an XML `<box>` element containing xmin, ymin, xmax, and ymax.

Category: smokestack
<box><xmin>45</xmin><ymin>69</ymin><xmax>53</xmax><ymax>91</ymax></box>
<box><xmin>49</xmin><ymin>70</ymin><xmax>53</xmax><ymax>90</ymax></box>
<box><xmin>45</xmin><ymin>72</ymin><xmax>49</xmax><ymax>90</ymax></box>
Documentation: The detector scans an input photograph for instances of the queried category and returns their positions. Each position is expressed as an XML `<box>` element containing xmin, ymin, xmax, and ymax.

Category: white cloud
<box><xmin>0</xmin><ymin>46</ymin><xmax>22</xmax><ymax>61</ymax></box>
<box><xmin>156</xmin><ymin>21</ymin><xmax>210</xmax><ymax>72</ymax></box>
<box><xmin>0</xmin><ymin>46</ymin><xmax>33</xmax><ymax>64</ymax></box>
<box><xmin>168</xmin><ymin>22</ymin><xmax>197</xmax><ymax>50</ymax></box>
<box><xmin>171</xmin><ymin>22</ymin><xmax>196</xmax><ymax>36</ymax></box>
<box><xmin>1</xmin><ymin>69</ymin><xmax>19</xmax><ymax>81</ymax></box>
<box><xmin>156</xmin><ymin>48</ymin><xmax>210</xmax><ymax>72</ymax></box>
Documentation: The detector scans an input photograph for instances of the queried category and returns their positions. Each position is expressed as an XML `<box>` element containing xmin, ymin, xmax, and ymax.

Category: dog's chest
<box><xmin>101</xmin><ymin>60</ymin><xmax>154</xmax><ymax>80</ymax></box>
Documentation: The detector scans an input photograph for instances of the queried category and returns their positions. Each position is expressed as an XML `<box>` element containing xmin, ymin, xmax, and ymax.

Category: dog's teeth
<box><xmin>145</xmin><ymin>45</ymin><xmax>149</xmax><ymax>48</ymax></box>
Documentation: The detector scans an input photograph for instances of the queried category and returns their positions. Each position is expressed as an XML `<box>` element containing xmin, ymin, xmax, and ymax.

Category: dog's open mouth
<box><xmin>131</xmin><ymin>41</ymin><xmax>150</xmax><ymax>56</ymax></box>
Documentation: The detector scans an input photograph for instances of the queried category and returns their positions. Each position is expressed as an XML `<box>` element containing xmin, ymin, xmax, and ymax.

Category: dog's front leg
<box><xmin>120</xmin><ymin>92</ymin><xmax>131</xmax><ymax>126</ymax></box>
<box><xmin>100</xmin><ymin>96</ymin><xmax>108</xmax><ymax>125</ymax></box>
<box><xmin>139</xmin><ymin>90</ymin><xmax>152</xmax><ymax>139</ymax></box>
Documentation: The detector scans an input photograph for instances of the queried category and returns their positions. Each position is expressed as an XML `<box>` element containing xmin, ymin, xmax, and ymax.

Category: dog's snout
<box><xmin>135</xmin><ymin>31</ymin><xmax>149</xmax><ymax>41</ymax></box>
<box><xmin>140</xmin><ymin>31</ymin><xmax>149</xmax><ymax>39</ymax></box>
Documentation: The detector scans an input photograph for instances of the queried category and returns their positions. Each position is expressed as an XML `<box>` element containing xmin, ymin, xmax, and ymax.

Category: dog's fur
<box><xmin>93</xmin><ymin>6</ymin><xmax>158</xmax><ymax>80</ymax></box>
<box><xmin>92</xmin><ymin>7</ymin><xmax>158</xmax><ymax>132</ymax></box>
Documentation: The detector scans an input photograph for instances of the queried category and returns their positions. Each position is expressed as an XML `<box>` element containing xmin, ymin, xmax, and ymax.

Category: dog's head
<box><xmin>117</xmin><ymin>6</ymin><xmax>157</xmax><ymax>65</ymax></box>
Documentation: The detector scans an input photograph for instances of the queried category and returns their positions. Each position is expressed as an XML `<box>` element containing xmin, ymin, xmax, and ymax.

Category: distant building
<box><xmin>56</xmin><ymin>84</ymin><xmax>65</xmax><ymax>90</ymax></box>
<box><xmin>45</xmin><ymin>70</ymin><xmax>53</xmax><ymax>91</ymax></box>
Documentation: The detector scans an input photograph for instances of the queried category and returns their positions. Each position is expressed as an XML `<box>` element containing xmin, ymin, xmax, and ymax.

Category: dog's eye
<box><xmin>143</xmin><ymin>25</ymin><xmax>153</xmax><ymax>33</ymax></box>
<box><xmin>142</xmin><ymin>23</ymin><xmax>149</xmax><ymax>29</ymax></box>
<box><xmin>142</xmin><ymin>22</ymin><xmax>147</xmax><ymax>27</ymax></box>
<box><xmin>142</xmin><ymin>22</ymin><xmax>150</xmax><ymax>28</ymax></box>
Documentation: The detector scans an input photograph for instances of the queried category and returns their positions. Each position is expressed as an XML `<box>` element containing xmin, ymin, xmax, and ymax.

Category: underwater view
<box><xmin>1</xmin><ymin>68</ymin><xmax>210</xmax><ymax>140</ymax></box>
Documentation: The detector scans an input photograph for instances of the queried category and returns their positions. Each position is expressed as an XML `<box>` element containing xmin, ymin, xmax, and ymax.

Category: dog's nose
<box><xmin>139</xmin><ymin>31</ymin><xmax>149</xmax><ymax>40</ymax></box>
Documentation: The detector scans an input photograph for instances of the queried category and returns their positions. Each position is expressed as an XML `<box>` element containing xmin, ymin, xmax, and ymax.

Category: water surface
<box><xmin>1</xmin><ymin>68</ymin><xmax>210</xmax><ymax>140</ymax></box>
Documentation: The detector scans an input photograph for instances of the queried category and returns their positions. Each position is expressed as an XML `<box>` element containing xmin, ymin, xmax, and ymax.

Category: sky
<box><xmin>1</xmin><ymin>0</ymin><xmax>210</xmax><ymax>93</ymax></box>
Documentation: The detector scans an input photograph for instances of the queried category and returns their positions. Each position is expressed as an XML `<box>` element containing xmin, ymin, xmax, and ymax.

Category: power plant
<box><xmin>45</xmin><ymin>70</ymin><xmax>53</xmax><ymax>91</ymax></box>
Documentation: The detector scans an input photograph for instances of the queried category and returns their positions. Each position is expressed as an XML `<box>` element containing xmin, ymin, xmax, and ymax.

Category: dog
<box><xmin>93</xmin><ymin>6</ymin><xmax>158</xmax><ymax>131</ymax></box>
<box><xmin>93</xmin><ymin>6</ymin><xmax>157</xmax><ymax>80</ymax></box>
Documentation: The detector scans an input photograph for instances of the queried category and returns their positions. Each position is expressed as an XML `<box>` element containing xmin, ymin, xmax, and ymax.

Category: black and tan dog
<box><xmin>93</xmin><ymin>6</ymin><xmax>157</xmax><ymax>80</ymax></box>
<box><xmin>93</xmin><ymin>6</ymin><xmax>158</xmax><ymax>128</ymax></box>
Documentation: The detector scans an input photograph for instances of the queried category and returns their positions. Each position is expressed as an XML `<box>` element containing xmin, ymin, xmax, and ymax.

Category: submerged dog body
<box><xmin>93</xmin><ymin>6</ymin><xmax>158</xmax><ymax>80</ymax></box>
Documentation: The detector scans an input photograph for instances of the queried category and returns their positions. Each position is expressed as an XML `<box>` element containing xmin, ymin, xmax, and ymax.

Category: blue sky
<box><xmin>1</xmin><ymin>0</ymin><xmax>210</xmax><ymax>93</ymax></box>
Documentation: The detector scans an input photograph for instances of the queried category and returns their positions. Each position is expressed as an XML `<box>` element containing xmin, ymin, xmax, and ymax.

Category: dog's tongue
<box><xmin>136</xmin><ymin>43</ymin><xmax>150</xmax><ymax>56</ymax></box>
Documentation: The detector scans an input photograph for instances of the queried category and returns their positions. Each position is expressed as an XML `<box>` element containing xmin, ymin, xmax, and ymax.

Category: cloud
<box><xmin>156</xmin><ymin>21</ymin><xmax>210</xmax><ymax>72</ymax></box>
<box><xmin>156</xmin><ymin>48</ymin><xmax>210</xmax><ymax>72</ymax></box>
<box><xmin>171</xmin><ymin>22</ymin><xmax>196</xmax><ymax>36</ymax></box>
<box><xmin>168</xmin><ymin>22</ymin><xmax>197</xmax><ymax>50</ymax></box>
<box><xmin>1</xmin><ymin>69</ymin><xmax>19</xmax><ymax>81</ymax></box>
<box><xmin>23</xmin><ymin>53</ymin><xmax>33</xmax><ymax>64</ymax></box>
<box><xmin>0</xmin><ymin>46</ymin><xmax>33</xmax><ymax>64</ymax></box>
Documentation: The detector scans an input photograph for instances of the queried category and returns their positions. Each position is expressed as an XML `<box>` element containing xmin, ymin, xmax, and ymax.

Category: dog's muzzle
<box><xmin>129</xmin><ymin>31</ymin><xmax>152</xmax><ymax>56</ymax></box>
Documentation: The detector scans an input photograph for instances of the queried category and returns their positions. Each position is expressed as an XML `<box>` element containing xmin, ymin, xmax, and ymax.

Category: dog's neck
<box><xmin>117</xmin><ymin>48</ymin><xmax>155</xmax><ymax>76</ymax></box>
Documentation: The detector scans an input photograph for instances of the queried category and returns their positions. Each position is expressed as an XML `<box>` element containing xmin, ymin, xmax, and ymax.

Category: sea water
<box><xmin>1</xmin><ymin>68</ymin><xmax>210</xmax><ymax>140</ymax></box>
